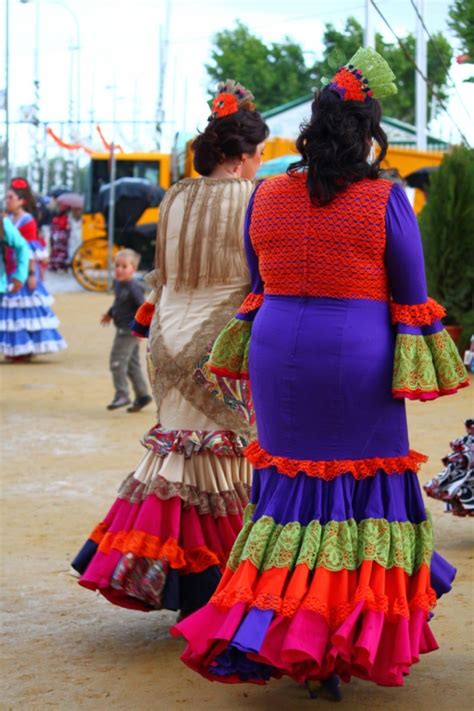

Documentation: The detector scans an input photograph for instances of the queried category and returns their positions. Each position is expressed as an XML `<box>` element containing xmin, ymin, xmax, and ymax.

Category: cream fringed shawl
<box><xmin>155</xmin><ymin>177</ymin><xmax>255</xmax><ymax>291</ymax></box>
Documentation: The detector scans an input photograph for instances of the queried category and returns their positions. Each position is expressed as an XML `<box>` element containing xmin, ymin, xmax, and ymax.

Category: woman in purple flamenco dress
<box><xmin>172</xmin><ymin>48</ymin><xmax>468</xmax><ymax>699</ymax></box>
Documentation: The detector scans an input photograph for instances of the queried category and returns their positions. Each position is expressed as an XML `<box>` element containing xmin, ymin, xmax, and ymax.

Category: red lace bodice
<box><xmin>249</xmin><ymin>174</ymin><xmax>393</xmax><ymax>302</ymax></box>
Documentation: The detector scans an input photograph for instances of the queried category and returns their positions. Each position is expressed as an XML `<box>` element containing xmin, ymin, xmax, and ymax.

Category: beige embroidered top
<box><xmin>147</xmin><ymin>177</ymin><xmax>255</xmax><ymax>438</ymax></box>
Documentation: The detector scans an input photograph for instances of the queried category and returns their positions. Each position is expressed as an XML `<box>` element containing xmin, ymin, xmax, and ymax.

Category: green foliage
<box><xmin>313</xmin><ymin>18</ymin><xmax>452</xmax><ymax>123</ymax></box>
<box><xmin>449</xmin><ymin>0</ymin><xmax>474</xmax><ymax>56</ymax></box>
<box><xmin>207</xmin><ymin>18</ymin><xmax>452</xmax><ymax>122</ymax></box>
<box><xmin>206</xmin><ymin>21</ymin><xmax>315</xmax><ymax>113</ymax></box>
<box><xmin>449</xmin><ymin>0</ymin><xmax>474</xmax><ymax>82</ymax></box>
<box><xmin>419</xmin><ymin>146</ymin><xmax>474</xmax><ymax>325</ymax></box>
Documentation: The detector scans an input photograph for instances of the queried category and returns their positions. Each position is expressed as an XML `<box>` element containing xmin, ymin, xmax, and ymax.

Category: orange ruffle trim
<box><xmin>390</xmin><ymin>297</ymin><xmax>446</xmax><ymax>326</ymax></box>
<box><xmin>239</xmin><ymin>293</ymin><xmax>264</xmax><ymax>314</ymax></box>
<box><xmin>134</xmin><ymin>301</ymin><xmax>155</xmax><ymax>326</ymax></box>
<box><xmin>90</xmin><ymin>521</ymin><xmax>109</xmax><ymax>544</ymax></box>
<box><xmin>244</xmin><ymin>441</ymin><xmax>428</xmax><ymax>480</ymax></box>
<box><xmin>91</xmin><ymin>526</ymin><xmax>224</xmax><ymax>574</ymax></box>
<box><xmin>211</xmin><ymin>559</ymin><xmax>436</xmax><ymax>629</ymax></box>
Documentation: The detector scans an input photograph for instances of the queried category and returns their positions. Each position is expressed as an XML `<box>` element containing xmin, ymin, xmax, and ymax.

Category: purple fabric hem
<box><xmin>398</xmin><ymin>320</ymin><xmax>444</xmax><ymax>336</ymax></box>
<box><xmin>236</xmin><ymin>311</ymin><xmax>257</xmax><ymax>323</ymax></box>
<box><xmin>250</xmin><ymin>467</ymin><xmax>427</xmax><ymax>525</ymax></box>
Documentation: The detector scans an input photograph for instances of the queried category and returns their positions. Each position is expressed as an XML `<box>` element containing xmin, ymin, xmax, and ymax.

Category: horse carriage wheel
<box><xmin>71</xmin><ymin>237</ymin><xmax>119</xmax><ymax>292</ymax></box>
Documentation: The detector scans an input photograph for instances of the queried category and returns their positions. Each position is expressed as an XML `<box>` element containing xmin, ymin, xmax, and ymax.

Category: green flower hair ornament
<box><xmin>322</xmin><ymin>46</ymin><xmax>398</xmax><ymax>102</ymax></box>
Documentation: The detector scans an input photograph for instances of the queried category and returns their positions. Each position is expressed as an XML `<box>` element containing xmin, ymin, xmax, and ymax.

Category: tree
<box><xmin>207</xmin><ymin>18</ymin><xmax>452</xmax><ymax>123</ymax></box>
<box><xmin>449</xmin><ymin>0</ymin><xmax>474</xmax><ymax>80</ymax></box>
<box><xmin>206</xmin><ymin>22</ymin><xmax>315</xmax><ymax>113</ymax></box>
<box><xmin>313</xmin><ymin>17</ymin><xmax>452</xmax><ymax>124</ymax></box>
<box><xmin>419</xmin><ymin>146</ymin><xmax>474</xmax><ymax>334</ymax></box>
<box><xmin>449</xmin><ymin>0</ymin><xmax>474</xmax><ymax>57</ymax></box>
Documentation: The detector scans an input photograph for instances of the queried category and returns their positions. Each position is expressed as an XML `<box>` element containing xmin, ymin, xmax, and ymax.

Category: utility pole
<box><xmin>107</xmin><ymin>83</ymin><xmax>117</xmax><ymax>291</ymax></box>
<box><xmin>415</xmin><ymin>0</ymin><xmax>427</xmax><ymax>150</ymax></box>
<box><xmin>365</xmin><ymin>0</ymin><xmax>375</xmax><ymax>49</ymax></box>
<box><xmin>32</xmin><ymin>0</ymin><xmax>41</xmax><ymax>192</ymax></box>
<box><xmin>155</xmin><ymin>0</ymin><xmax>171</xmax><ymax>149</ymax></box>
<box><xmin>4</xmin><ymin>0</ymin><xmax>10</xmax><ymax>192</ymax></box>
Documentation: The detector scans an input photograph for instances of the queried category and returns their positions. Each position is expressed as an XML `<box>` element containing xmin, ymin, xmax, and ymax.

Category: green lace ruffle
<box><xmin>393</xmin><ymin>329</ymin><xmax>468</xmax><ymax>398</ymax></box>
<box><xmin>228</xmin><ymin>504</ymin><xmax>433</xmax><ymax>575</ymax></box>
<box><xmin>209</xmin><ymin>318</ymin><xmax>251</xmax><ymax>379</ymax></box>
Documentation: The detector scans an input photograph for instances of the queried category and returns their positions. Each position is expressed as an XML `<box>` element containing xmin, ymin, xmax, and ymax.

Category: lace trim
<box><xmin>244</xmin><ymin>441</ymin><xmax>428</xmax><ymax>481</ymax></box>
<box><xmin>208</xmin><ymin>318</ymin><xmax>251</xmax><ymax>380</ymax></box>
<box><xmin>239</xmin><ymin>293</ymin><xmax>264</xmax><ymax>314</ymax></box>
<box><xmin>141</xmin><ymin>423</ymin><xmax>247</xmax><ymax>458</ymax></box>
<box><xmin>134</xmin><ymin>302</ymin><xmax>155</xmax><ymax>326</ymax></box>
<box><xmin>89</xmin><ymin>521</ymin><xmax>109</xmax><ymax>544</ymax></box>
<box><xmin>118</xmin><ymin>472</ymin><xmax>250</xmax><ymax>517</ymax></box>
<box><xmin>211</xmin><ymin>575</ymin><xmax>437</xmax><ymax>628</ymax></box>
<box><xmin>131</xmin><ymin>302</ymin><xmax>156</xmax><ymax>338</ymax></box>
<box><xmin>392</xmin><ymin>330</ymin><xmax>469</xmax><ymax>401</ymax></box>
<box><xmin>97</xmin><ymin>529</ymin><xmax>223</xmax><ymax>574</ymax></box>
<box><xmin>227</xmin><ymin>506</ymin><xmax>433</xmax><ymax>575</ymax></box>
<box><xmin>148</xmin><ymin>289</ymin><xmax>254</xmax><ymax>438</ymax></box>
<box><xmin>390</xmin><ymin>297</ymin><xmax>446</xmax><ymax>326</ymax></box>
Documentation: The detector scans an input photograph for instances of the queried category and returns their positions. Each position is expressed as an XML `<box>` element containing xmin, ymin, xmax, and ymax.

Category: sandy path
<box><xmin>1</xmin><ymin>292</ymin><xmax>473</xmax><ymax>710</ymax></box>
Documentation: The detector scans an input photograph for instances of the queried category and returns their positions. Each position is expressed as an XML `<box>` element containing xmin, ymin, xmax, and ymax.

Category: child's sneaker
<box><xmin>127</xmin><ymin>395</ymin><xmax>153</xmax><ymax>412</ymax></box>
<box><xmin>107</xmin><ymin>395</ymin><xmax>131</xmax><ymax>410</ymax></box>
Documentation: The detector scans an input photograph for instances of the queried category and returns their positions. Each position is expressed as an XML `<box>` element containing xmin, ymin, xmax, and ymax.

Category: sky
<box><xmin>2</xmin><ymin>0</ymin><xmax>473</xmax><ymax>170</ymax></box>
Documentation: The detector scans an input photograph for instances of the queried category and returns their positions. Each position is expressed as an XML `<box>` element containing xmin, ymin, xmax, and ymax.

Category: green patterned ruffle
<box><xmin>228</xmin><ymin>505</ymin><xmax>433</xmax><ymax>575</ymax></box>
<box><xmin>209</xmin><ymin>318</ymin><xmax>251</xmax><ymax>379</ymax></box>
<box><xmin>393</xmin><ymin>329</ymin><xmax>468</xmax><ymax>398</ymax></box>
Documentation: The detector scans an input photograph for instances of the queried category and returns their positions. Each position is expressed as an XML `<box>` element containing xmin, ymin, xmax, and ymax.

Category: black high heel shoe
<box><xmin>320</xmin><ymin>674</ymin><xmax>343</xmax><ymax>702</ymax></box>
<box><xmin>305</xmin><ymin>674</ymin><xmax>342</xmax><ymax>702</ymax></box>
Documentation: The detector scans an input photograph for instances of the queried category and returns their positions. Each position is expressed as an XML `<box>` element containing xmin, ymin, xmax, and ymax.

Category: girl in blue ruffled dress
<box><xmin>0</xmin><ymin>177</ymin><xmax>66</xmax><ymax>360</ymax></box>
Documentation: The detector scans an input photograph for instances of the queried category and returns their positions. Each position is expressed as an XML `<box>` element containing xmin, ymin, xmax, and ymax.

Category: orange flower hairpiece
<box><xmin>211</xmin><ymin>93</ymin><xmax>239</xmax><ymax>119</ymax></box>
<box><xmin>209</xmin><ymin>79</ymin><xmax>256</xmax><ymax>120</ymax></box>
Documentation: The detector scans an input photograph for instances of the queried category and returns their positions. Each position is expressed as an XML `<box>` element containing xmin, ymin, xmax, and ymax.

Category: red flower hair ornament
<box><xmin>10</xmin><ymin>177</ymin><xmax>30</xmax><ymax>190</ymax></box>
<box><xmin>209</xmin><ymin>79</ymin><xmax>256</xmax><ymax>120</ymax></box>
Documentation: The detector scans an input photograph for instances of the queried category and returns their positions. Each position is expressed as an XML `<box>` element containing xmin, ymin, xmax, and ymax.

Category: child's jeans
<box><xmin>110</xmin><ymin>328</ymin><xmax>149</xmax><ymax>400</ymax></box>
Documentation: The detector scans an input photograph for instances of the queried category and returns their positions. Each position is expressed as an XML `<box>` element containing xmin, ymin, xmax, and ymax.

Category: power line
<box><xmin>370</xmin><ymin>0</ymin><xmax>470</xmax><ymax>146</ymax></box>
<box><xmin>408</xmin><ymin>0</ymin><xmax>471</xmax><ymax>120</ymax></box>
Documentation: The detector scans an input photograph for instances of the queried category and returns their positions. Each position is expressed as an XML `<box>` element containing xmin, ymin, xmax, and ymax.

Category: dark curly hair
<box><xmin>192</xmin><ymin>109</ymin><xmax>269</xmax><ymax>176</ymax></box>
<box><xmin>290</xmin><ymin>87</ymin><xmax>388</xmax><ymax>205</ymax></box>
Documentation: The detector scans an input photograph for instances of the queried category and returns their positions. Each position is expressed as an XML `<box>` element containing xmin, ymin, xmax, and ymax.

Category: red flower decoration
<box><xmin>331</xmin><ymin>67</ymin><xmax>367</xmax><ymax>102</ymax></box>
<box><xmin>211</xmin><ymin>92</ymin><xmax>239</xmax><ymax>119</ymax></box>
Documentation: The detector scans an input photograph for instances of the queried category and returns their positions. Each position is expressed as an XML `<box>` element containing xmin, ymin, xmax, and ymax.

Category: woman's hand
<box><xmin>9</xmin><ymin>278</ymin><xmax>23</xmax><ymax>293</ymax></box>
<box><xmin>27</xmin><ymin>275</ymin><xmax>37</xmax><ymax>291</ymax></box>
<box><xmin>100</xmin><ymin>313</ymin><xmax>112</xmax><ymax>326</ymax></box>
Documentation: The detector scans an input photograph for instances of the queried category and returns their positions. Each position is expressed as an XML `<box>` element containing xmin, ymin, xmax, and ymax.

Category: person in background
<box><xmin>49</xmin><ymin>200</ymin><xmax>70</xmax><ymax>271</ymax></box>
<box><xmin>67</xmin><ymin>205</ymin><xmax>83</xmax><ymax>264</ymax></box>
<box><xmin>101</xmin><ymin>248</ymin><xmax>152</xmax><ymax>412</ymax></box>
<box><xmin>0</xmin><ymin>177</ymin><xmax>66</xmax><ymax>360</ymax></box>
<box><xmin>72</xmin><ymin>80</ymin><xmax>268</xmax><ymax>620</ymax></box>
<box><xmin>0</xmin><ymin>213</ymin><xmax>30</xmax><ymax>295</ymax></box>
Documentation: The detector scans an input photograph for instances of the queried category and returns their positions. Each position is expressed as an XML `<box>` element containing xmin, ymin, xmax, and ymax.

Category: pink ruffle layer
<box><xmin>79</xmin><ymin>494</ymin><xmax>243</xmax><ymax>609</ymax></box>
<box><xmin>172</xmin><ymin>600</ymin><xmax>439</xmax><ymax>687</ymax></box>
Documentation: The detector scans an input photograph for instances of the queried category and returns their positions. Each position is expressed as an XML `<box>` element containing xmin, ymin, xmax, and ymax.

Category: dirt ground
<box><xmin>1</xmin><ymin>291</ymin><xmax>473</xmax><ymax>711</ymax></box>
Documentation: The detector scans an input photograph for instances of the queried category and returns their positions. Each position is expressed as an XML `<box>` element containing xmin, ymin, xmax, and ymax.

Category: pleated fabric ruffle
<box><xmin>0</xmin><ymin>281</ymin><xmax>66</xmax><ymax>356</ymax></box>
<box><xmin>72</xmin><ymin>424</ymin><xmax>251</xmax><ymax>613</ymax></box>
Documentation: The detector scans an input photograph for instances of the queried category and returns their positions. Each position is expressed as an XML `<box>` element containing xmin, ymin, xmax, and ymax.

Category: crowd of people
<box><xmin>2</xmin><ymin>46</ymin><xmax>471</xmax><ymax>702</ymax></box>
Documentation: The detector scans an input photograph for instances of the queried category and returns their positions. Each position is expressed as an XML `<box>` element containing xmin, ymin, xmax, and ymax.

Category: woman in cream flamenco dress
<box><xmin>72</xmin><ymin>81</ymin><xmax>269</xmax><ymax>616</ymax></box>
